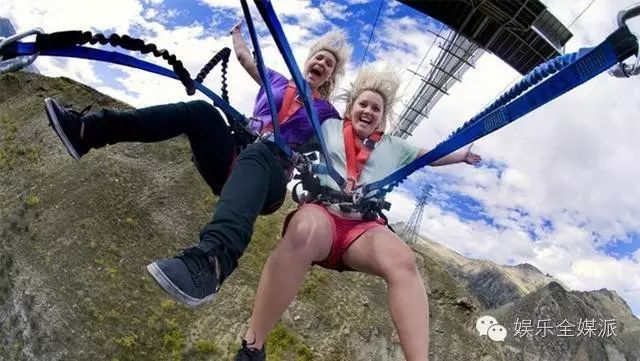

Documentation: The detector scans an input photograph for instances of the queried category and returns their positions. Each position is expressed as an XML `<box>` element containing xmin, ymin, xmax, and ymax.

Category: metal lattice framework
<box><xmin>391</xmin><ymin>29</ymin><xmax>483</xmax><ymax>138</ymax></box>
<box><xmin>402</xmin><ymin>185</ymin><xmax>433</xmax><ymax>245</ymax></box>
<box><xmin>391</xmin><ymin>0</ymin><xmax>572</xmax><ymax>139</ymax></box>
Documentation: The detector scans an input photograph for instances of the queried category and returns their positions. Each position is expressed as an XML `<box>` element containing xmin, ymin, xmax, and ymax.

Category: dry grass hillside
<box><xmin>1</xmin><ymin>71</ymin><xmax>638</xmax><ymax>361</ymax></box>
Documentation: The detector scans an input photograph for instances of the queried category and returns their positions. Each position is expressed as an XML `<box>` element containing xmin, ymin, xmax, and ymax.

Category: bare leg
<box><xmin>342</xmin><ymin>228</ymin><xmax>429</xmax><ymax>361</ymax></box>
<box><xmin>243</xmin><ymin>205</ymin><xmax>333</xmax><ymax>348</ymax></box>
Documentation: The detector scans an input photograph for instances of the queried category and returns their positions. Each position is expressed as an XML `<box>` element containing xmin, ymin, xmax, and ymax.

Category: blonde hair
<box><xmin>306</xmin><ymin>30</ymin><xmax>352</xmax><ymax>99</ymax></box>
<box><xmin>340</xmin><ymin>66</ymin><xmax>401</xmax><ymax>132</ymax></box>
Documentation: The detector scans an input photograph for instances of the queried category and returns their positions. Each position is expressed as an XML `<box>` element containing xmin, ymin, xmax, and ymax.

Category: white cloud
<box><xmin>3</xmin><ymin>0</ymin><xmax>144</xmax><ymax>33</ymax></box>
<box><xmin>319</xmin><ymin>1</ymin><xmax>349</xmax><ymax>21</ymax></box>
<box><xmin>199</xmin><ymin>0</ymin><xmax>329</xmax><ymax>29</ymax></box>
<box><xmin>33</xmin><ymin>57</ymin><xmax>103</xmax><ymax>86</ymax></box>
<box><xmin>197</xmin><ymin>0</ymin><xmax>241</xmax><ymax>9</ymax></box>
<box><xmin>388</xmin><ymin>0</ymin><xmax>640</xmax><ymax>315</ymax></box>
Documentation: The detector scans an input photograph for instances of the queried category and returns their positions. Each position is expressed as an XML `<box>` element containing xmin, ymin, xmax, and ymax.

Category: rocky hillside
<box><xmin>1</xmin><ymin>71</ymin><xmax>638</xmax><ymax>361</ymax></box>
<box><xmin>411</xmin><ymin>231</ymin><xmax>558</xmax><ymax>309</ymax></box>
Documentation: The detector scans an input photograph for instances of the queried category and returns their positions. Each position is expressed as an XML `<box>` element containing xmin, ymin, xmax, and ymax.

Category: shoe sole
<box><xmin>44</xmin><ymin>98</ymin><xmax>81</xmax><ymax>160</ymax></box>
<box><xmin>146</xmin><ymin>262</ymin><xmax>216</xmax><ymax>308</ymax></box>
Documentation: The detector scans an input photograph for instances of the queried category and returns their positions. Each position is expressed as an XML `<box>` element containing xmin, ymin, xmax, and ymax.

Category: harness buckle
<box><xmin>343</xmin><ymin>178</ymin><xmax>357</xmax><ymax>193</ymax></box>
<box><xmin>609</xmin><ymin>4</ymin><xmax>640</xmax><ymax>78</ymax></box>
<box><xmin>351</xmin><ymin>186</ymin><xmax>365</xmax><ymax>205</ymax></box>
<box><xmin>362</xmin><ymin>137</ymin><xmax>377</xmax><ymax>149</ymax></box>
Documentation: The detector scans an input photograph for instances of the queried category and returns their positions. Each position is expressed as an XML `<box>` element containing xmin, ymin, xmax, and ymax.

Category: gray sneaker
<box><xmin>146</xmin><ymin>248</ymin><xmax>220</xmax><ymax>307</ymax></box>
<box><xmin>44</xmin><ymin>98</ymin><xmax>90</xmax><ymax>160</ymax></box>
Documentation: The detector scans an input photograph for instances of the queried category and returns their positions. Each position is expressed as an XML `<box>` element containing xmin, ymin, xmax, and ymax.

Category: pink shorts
<box><xmin>282</xmin><ymin>203</ymin><xmax>386</xmax><ymax>271</ymax></box>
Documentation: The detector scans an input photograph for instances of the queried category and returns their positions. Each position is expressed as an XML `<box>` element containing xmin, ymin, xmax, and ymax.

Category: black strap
<box><xmin>195</xmin><ymin>47</ymin><xmax>231</xmax><ymax>101</ymax></box>
<box><xmin>35</xmin><ymin>31</ymin><xmax>231</xmax><ymax>99</ymax></box>
<box><xmin>37</xmin><ymin>31</ymin><xmax>195</xmax><ymax>94</ymax></box>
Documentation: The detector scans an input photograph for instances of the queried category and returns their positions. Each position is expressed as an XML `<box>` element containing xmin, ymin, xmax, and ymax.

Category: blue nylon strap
<box><xmin>446</xmin><ymin>48</ymin><xmax>591</xmax><ymax>139</ymax></box>
<box><xmin>364</xmin><ymin>30</ymin><xmax>627</xmax><ymax>196</ymax></box>
<box><xmin>9</xmin><ymin>42</ymin><xmax>245</xmax><ymax>122</ymax></box>
<box><xmin>253</xmin><ymin>0</ymin><xmax>345</xmax><ymax>188</ymax></box>
<box><xmin>239</xmin><ymin>0</ymin><xmax>291</xmax><ymax>157</ymax></box>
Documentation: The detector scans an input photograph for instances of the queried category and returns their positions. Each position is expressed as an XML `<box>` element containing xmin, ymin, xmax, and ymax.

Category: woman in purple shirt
<box><xmin>43</xmin><ymin>22</ymin><xmax>351</xmax><ymax>307</ymax></box>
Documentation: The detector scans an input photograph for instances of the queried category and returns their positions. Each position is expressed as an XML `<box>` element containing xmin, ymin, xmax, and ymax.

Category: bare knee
<box><xmin>282</xmin><ymin>217</ymin><xmax>316</xmax><ymax>251</ymax></box>
<box><xmin>383</xmin><ymin>247</ymin><xmax>420</xmax><ymax>282</ymax></box>
<box><xmin>278</xmin><ymin>207</ymin><xmax>331</xmax><ymax>258</ymax></box>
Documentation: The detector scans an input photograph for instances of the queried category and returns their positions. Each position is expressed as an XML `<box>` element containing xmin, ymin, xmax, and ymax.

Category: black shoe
<box><xmin>44</xmin><ymin>97</ymin><xmax>90</xmax><ymax>160</ymax></box>
<box><xmin>146</xmin><ymin>247</ymin><xmax>220</xmax><ymax>308</ymax></box>
<box><xmin>234</xmin><ymin>340</ymin><xmax>265</xmax><ymax>361</ymax></box>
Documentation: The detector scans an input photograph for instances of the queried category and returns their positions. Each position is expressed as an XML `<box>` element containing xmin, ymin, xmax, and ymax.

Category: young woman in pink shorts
<box><xmin>234</xmin><ymin>67</ymin><xmax>481</xmax><ymax>361</ymax></box>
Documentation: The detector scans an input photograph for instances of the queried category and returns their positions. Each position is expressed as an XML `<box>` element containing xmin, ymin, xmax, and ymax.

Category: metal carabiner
<box><xmin>0</xmin><ymin>28</ymin><xmax>43</xmax><ymax>74</ymax></box>
<box><xmin>351</xmin><ymin>185</ymin><xmax>366</xmax><ymax>206</ymax></box>
<box><xmin>617</xmin><ymin>3</ymin><xmax>640</xmax><ymax>27</ymax></box>
<box><xmin>610</xmin><ymin>4</ymin><xmax>640</xmax><ymax>77</ymax></box>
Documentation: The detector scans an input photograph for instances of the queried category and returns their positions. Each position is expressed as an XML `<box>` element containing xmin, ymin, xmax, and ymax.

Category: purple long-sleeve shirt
<box><xmin>251</xmin><ymin>69</ymin><xmax>339</xmax><ymax>146</ymax></box>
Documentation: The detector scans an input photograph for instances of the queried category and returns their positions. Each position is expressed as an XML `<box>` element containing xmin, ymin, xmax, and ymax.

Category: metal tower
<box><xmin>402</xmin><ymin>185</ymin><xmax>433</xmax><ymax>245</ymax></box>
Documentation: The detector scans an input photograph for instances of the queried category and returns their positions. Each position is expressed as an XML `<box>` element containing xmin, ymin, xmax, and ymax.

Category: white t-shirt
<box><xmin>317</xmin><ymin>118</ymin><xmax>421</xmax><ymax>193</ymax></box>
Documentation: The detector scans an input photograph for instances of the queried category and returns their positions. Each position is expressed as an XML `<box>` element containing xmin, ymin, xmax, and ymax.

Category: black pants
<box><xmin>83</xmin><ymin>100</ymin><xmax>287</xmax><ymax>283</ymax></box>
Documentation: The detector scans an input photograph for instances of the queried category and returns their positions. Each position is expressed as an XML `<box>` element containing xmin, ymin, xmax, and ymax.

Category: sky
<box><xmin>2</xmin><ymin>0</ymin><xmax>639</xmax><ymax>317</ymax></box>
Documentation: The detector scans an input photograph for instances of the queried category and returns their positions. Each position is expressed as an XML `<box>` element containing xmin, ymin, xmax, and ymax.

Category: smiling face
<box><xmin>349</xmin><ymin>90</ymin><xmax>385</xmax><ymax>140</ymax></box>
<box><xmin>303</xmin><ymin>50</ymin><xmax>337</xmax><ymax>91</ymax></box>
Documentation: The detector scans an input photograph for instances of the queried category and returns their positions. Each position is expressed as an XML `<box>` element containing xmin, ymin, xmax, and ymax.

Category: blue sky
<box><xmin>3</xmin><ymin>0</ymin><xmax>639</xmax><ymax>317</ymax></box>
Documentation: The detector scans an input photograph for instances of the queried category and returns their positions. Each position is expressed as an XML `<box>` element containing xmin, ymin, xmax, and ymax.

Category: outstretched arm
<box><xmin>419</xmin><ymin>144</ymin><xmax>481</xmax><ymax>167</ymax></box>
<box><xmin>230</xmin><ymin>20</ymin><xmax>262</xmax><ymax>85</ymax></box>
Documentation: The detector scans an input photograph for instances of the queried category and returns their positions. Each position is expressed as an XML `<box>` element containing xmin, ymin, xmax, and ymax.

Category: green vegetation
<box><xmin>193</xmin><ymin>339</ymin><xmax>220</xmax><ymax>354</ymax></box>
<box><xmin>25</xmin><ymin>194</ymin><xmax>40</xmax><ymax>207</ymax></box>
<box><xmin>266</xmin><ymin>324</ymin><xmax>315</xmax><ymax>361</ymax></box>
<box><xmin>0</xmin><ymin>115</ymin><xmax>41</xmax><ymax>169</ymax></box>
<box><xmin>299</xmin><ymin>269</ymin><xmax>329</xmax><ymax>300</ymax></box>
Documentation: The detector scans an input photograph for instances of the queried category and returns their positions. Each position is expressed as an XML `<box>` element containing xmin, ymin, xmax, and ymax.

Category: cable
<box><xmin>567</xmin><ymin>0</ymin><xmax>598</xmax><ymax>28</ymax></box>
<box><xmin>359</xmin><ymin>0</ymin><xmax>384</xmax><ymax>67</ymax></box>
<box><xmin>401</xmin><ymin>23</ymin><xmax>445</xmax><ymax>96</ymax></box>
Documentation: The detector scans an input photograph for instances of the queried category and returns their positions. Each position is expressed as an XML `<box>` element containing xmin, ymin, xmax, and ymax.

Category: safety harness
<box><xmin>292</xmin><ymin>120</ymin><xmax>392</xmax><ymax>222</ymax></box>
<box><xmin>265</xmin><ymin>81</ymin><xmax>321</xmax><ymax>132</ymax></box>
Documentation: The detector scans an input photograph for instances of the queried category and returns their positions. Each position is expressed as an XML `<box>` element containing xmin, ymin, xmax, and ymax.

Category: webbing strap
<box><xmin>363</xmin><ymin>25</ymin><xmax>638</xmax><ymax>196</ymax></box>
<box><xmin>275</xmin><ymin>84</ymin><xmax>300</xmax><ymax>128</ymax></box>
<box><xmin>7</xmin><ymin>42</ymin><xmax>243</xmax><ymax>122</ymax></box>
<box><xmin>240</xmin><ymin>0</ymin><xmax>291</xmax><ymax>158</ymax></box>
<box><xmin>253</xmin><ymin>0</ymin><xmax>345</xmax><ymax>187</ymax></box>
<box><xmin>343</xmin><ymin>120</ymin><xmax>382</xmax><ymax>192</ymax></box>
<box><xmin>263</xmin><ymin>82</ymin><xmax>320</xmax><ymax>133</ymax></box>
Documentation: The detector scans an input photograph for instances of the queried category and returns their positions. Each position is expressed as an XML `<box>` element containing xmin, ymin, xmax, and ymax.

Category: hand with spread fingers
<box><xmin>463</xmin><ymin>145</ymin><xmax>482</xmax><ymax>165</ymax></box>
<box><xmin>230</xmin><ymin>19</ymin><xmax>243</xmax><ymax>35</ymax></box>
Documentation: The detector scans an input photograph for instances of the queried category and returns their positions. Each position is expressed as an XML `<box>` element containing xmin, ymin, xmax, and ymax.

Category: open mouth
<box><xmin>309</xmin><ymin>67</ymin><xmax>323</xmax><ymax>77</ymax></box>
<box><xmin>359</xmin><ymin>116</ymin><xmax>372</xmax><ymax>125</ymax></box>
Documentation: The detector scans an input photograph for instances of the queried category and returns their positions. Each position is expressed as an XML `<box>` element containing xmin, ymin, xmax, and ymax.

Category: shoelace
<box><xmin>177</xmin><ymin>249</ymin><xmax>215</xmax><ymax>289</ymax></box>
<box><xmin>63</xmin><ymin>102</ymin><xmax>95</xmax><ymax>118</ymax></box>
<box><xmin>237</xmin><ymin>340</ymin><xmax>263</xmax><ymax>360</ymax></box>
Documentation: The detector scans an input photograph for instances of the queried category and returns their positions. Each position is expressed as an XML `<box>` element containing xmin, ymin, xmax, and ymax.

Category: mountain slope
<box><xmin>1</xmin><ymin>71</ymin><xmax>638</xmax><ymax>361</ymax></box>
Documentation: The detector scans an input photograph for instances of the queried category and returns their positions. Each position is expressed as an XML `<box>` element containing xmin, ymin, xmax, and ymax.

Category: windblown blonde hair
<box><xmin>340</xmin><ymin>65</ymin><xmax>401</xmax><ymax>132</ymax></box>
<box><xmin>306</xmin><ymin>30</ymin><xmax>352</xmax><ymax>99</ymax></box>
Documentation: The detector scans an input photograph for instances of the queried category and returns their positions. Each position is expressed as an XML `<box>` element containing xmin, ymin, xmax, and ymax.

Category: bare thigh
<box><xmin>342</xmin><ymin>227</ymin><xmax>417</xmax><ymax>278</ymax></box>
<box><xmin>281</xmin><ymin>204</ymin><xmax>334</xmax><ymax>262</ymax></box>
